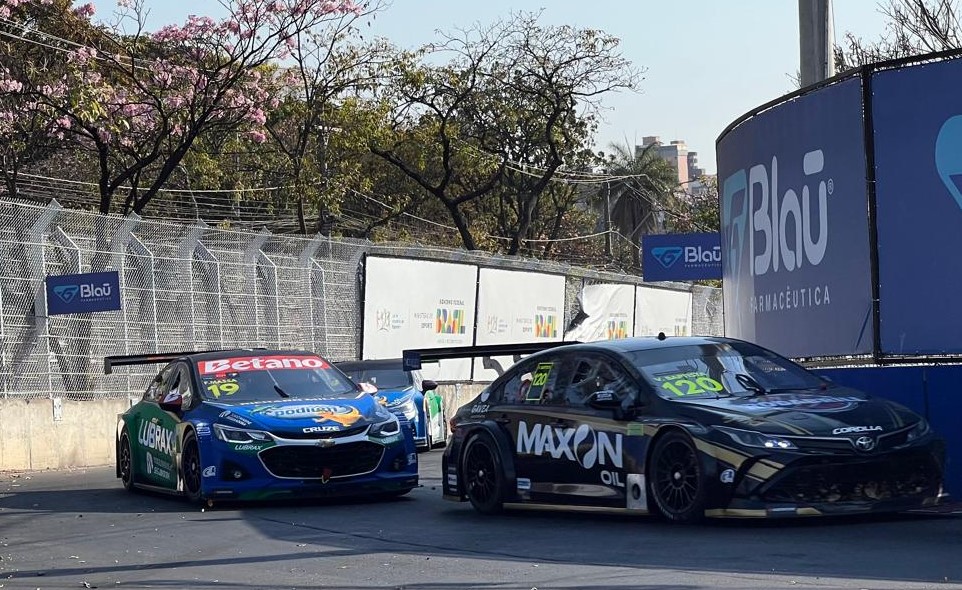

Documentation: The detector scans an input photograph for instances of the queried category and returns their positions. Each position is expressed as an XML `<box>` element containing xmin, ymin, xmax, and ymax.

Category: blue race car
<box><xmin>335</xmin><ymin>359</ymin><xmax>448</xmax><ymax>451</ymax></box>
<box><xmin>109</xmin><ymin>349</ymin><xmax>418</xmax><ymax>504</ymax></box>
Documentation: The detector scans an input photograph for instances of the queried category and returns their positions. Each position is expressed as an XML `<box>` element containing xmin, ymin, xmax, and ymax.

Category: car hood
<box><xmin>671</xmin><ymin>387</ymin><xmax>921</xmax><ymax>437</ymax></box>
<box><xmin>206</xmin><ymin>394</ymin><xmax>386</xmax><ymax>434</ymax></box>
<box><xmin>372</xmin><ymin>386</ymin><xmax>417</xmax><ymax>408</ymax></box>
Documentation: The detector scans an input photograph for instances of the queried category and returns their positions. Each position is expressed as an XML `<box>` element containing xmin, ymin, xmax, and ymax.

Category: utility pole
<box><xmin>799</xmin><ymin>0</ymin><xmax>836</xmax><ymax>87</ymax></box>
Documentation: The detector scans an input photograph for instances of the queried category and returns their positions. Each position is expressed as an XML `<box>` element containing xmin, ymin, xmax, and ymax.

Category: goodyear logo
<box><xmin>606</xmin><ymin>320</ymin><xmax>629</xmax><ymax>340</ymax></box>
<box><xmin>534</xmin><ymin>314</ymin><xmax>557</xmax><ymax>338</ymax></box>
<box><xmin>435</xmin><ymin>308</ymin><xmax>466</xmax><ymax>334</ymax></box>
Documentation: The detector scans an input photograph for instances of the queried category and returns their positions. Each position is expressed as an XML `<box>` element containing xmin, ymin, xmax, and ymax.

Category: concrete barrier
<box><xmin>0</xmin><ymin>385</ymin><xmax>488</xmax><ymax>472</ymax></box>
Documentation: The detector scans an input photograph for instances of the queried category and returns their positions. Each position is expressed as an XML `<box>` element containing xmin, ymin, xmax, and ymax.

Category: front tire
<box><xmin>462</xmin><ymin>432</ymin><xmax>504</xmax><ymax>515</ymax></box>
<box><xmin>182</xmin><ymin>431</ymin><xmax>203</xmax><ymax>503</ymax></box>
<box><xmin>649</xmin><ymin>430</ymin><xmax>707</xmax><ymax>524</ymax></box>
<box><xmin>119</xmin><ymin>430</ymin><xmax>136</xmax><ymax>492</ymax></box>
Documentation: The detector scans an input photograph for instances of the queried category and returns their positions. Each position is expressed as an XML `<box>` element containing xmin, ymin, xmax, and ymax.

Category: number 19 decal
<box><xmin>207</xmin><ymin>380</ymin><xmax>240</xmax><ymax>398</ymax></box>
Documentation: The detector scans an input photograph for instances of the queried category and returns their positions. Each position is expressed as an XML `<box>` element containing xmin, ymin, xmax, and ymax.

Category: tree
<box><xmin>598</xmin><ymin>142</ymin><xmax>678</xmax><ymax>269</ymax></box>
<box><xmin>835</xmin><ymin>0</ymin><xmax>962</xmax><ymax>71</ymax></box>
<box><xmin>1</xmin><ymin>0</ymin><xmax>363</xmax><ymax>215</ymax></box>
<box><xmin>371</xmin><ymin>12</ymin><xmax>638</xmax><ymax>251</ymax></box>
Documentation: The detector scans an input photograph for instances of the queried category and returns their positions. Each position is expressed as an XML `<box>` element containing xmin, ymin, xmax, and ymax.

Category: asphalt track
<box><xmin>1</xmin><ymin>451</ymin><xmax>961</xmax><ymax>590</ymax></box>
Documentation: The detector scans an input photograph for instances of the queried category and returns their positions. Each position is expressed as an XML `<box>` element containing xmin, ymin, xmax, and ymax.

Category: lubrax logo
<box><xmin>138</xmin><ymin>421</ymin><xmax>175</xmax><ymax>457</ymax></box>
<box><xmin>723</xmin><ymin>149</ymin><xmax>831</xmax><ymax>277</ymax></box>
<box><xmin>516</xmin><ymin>421</ymin><xmax>623</xmax><ymax>469</ymax></box>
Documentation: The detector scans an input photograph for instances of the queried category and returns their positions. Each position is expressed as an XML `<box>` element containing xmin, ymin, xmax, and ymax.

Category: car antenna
<box><xmin>657</xmin><ymin>332</ymin><xmax>667</xmax><ymax>341</ymax></box>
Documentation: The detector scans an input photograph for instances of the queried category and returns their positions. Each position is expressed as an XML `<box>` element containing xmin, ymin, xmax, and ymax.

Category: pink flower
<box><xmin>73</xmin><ymin>3</ymin><xmax>95</xmax><ymax>18</ymax></box>
<box><xmin>248</xmin><ymin>130</ymin><xmax>267</xmax><ymax>143</ymax></box>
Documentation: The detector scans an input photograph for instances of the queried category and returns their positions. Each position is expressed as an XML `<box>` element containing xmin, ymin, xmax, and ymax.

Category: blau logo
<box><xmin>935</xmin><ymin>115</ymin><xmax>962</xmax><ymax>210</ymax></box>
<box><xmin>652</xmin><ymin>246</ymin><xmax>682</xmax><ymax>269</ymax></box>
<box><xmin>53</xmin><ymin>284</ymin><xmax>79</xmax><ymax>303</ymax></box>
<box><xmin>723</xmin><ymin>149</ymin><xmax>831</xmax><ymax>278</ymax></box>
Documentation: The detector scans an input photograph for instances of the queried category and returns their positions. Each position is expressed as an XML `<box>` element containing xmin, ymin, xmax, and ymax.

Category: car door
<box><xmin>132</xmin><ymin>363</ymin><xmax>188</xmax><ymax>490</ymax></box>
<box><xmin>531</xmin><ymin>351</ymin><xmax>638</xmax><ymax>508</ymax></box>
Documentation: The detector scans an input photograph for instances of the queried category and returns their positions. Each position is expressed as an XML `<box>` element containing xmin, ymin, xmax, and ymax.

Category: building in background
<box><xmin>637</xmin><ymin>136</ymin><xmax>713</xmax><ymax>196</ymax></box>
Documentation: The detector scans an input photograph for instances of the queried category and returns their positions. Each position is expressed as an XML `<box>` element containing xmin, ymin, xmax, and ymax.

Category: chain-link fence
<box><xmin>0</xmin><ymin>197</ymin><xmax>723</xmax><ymax>401</ymax></box>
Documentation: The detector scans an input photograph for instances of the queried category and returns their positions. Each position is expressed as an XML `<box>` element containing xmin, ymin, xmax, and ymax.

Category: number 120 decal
<box><xmin>655</xmin><ymin>372</ymin><xmax>725</xmax><ymax>397</ymax></box>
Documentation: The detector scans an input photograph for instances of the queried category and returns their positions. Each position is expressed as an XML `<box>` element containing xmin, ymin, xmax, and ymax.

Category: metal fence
<box><xmin>0</xmin><ymin>197</ymin><xmax>723</xmax><ymax>400</ymax></box>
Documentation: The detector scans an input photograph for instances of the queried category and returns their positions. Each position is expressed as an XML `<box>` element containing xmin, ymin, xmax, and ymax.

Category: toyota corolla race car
<box><xmin>109</xmin><ymin>349</ymin><xmax>418</xmax><ymax>504</ymax></box>
<box><xmin>405</xmin><ymin>336</ymin><xmax>947</xmax><ymax>523</ymax></box>
<box><xmin>335</xmin><ymin>359</ymin><xmax>447</xmax><ymax>451</ymax></box>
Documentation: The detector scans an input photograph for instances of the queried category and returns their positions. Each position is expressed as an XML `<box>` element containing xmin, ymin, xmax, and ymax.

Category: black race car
<box><xmin>406</xmin><ymin>336</ymin><xmax>947</xmax><ymax>523</ymax></box>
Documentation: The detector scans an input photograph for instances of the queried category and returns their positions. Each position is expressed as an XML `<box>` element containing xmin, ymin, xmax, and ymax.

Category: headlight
<box><xmin>386</xmin><ymin>394</ymin><xmax>419</xmax><ymax>420</ymax></box>
<box><xmin>905</xmin><ymin>418</ymin><xmax>932</xmax><ymax>442</ymax></box>
<box><xmin>369</xmin><ymin>417</ymin><xmax>401</xmax><ymax>438</ymax></box>
<box><xmin>715</xmin><ymin>426</ymin><xmax>798</xmax><ymax>450</ymax></box>
<box><xmin>213</xmin><ymin>424</ymin><xmax>272</xmax><ymax>444</ymax></box>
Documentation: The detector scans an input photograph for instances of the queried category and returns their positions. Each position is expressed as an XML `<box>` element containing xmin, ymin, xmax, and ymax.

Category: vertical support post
<box><xmin>110</xmin><ymin>213</ymin><xmax>141</xmax><ymax>396</ymax></box>
<box><xmin>177</xmin><ymin>223</ymin><xmax>206</xmax><ymax>348</ymax></box>
<box><xmin>27</xmin><ymin>200</ymin><xmax>62</xmax><ymax>398</ymax></box>
<box><xmin>299</xmin><ymin>234</ymin><xmax>325</xmax><ymax>352</ymax></box>
<box><xmin>129</xmin><ymin>232</ymin><xmax>159</xmax><ymax>354</ymax></box>
<box><xmin>243</xmin><ymin>229</ymin><xmax>271</xmax><ymax>347</ymax></box>
<box><xmin>50</xmin><ymin>226</ymin><xmax>81</xmax><ymax>395</ymax></box>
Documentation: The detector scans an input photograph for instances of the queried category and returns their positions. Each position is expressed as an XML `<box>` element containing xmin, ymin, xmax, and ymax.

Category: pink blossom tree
<box><xmin>1</xmin><ymin>0</ymin><xmax>360</xmax><ymax>214</ymax></box>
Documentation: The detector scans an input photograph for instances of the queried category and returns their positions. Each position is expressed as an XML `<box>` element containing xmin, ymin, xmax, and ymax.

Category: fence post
<box><xmin>49</xmin><ymin>226</ymin><xmax>81</xmax><ymax>395</ymax></box>
<box><xmin>298</xmin><ymin>234</ymin><xmax>325</xmax><ymax>353</ymax></box>
<box><xmin>243</xmin><ymin>229</ymin><xmax>273</xmax><ymax>347</ymax></box>
<box><xmin>129</xmin><ymin>229</ymin><xmax>159</xmax><ymax>354</ymax></box>
<box><xmin>26</xmin><ymin>200</ymin><xmax>62</xmax><ymax>398</ymax></box>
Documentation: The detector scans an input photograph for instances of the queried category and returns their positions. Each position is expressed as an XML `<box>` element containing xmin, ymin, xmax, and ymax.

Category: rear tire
<box><xmin>119</xmin><ymin>430</ymin><xmax>136</xmax><ymax>492</ymax></box>
<box><xmin>182</xmin><ymin>431</ymin><xmax>203</xmax><ymax>503</ymax></box>
<box><xmin>648</xmin><ymin>430</ymin><xmax>707</xmax><ymax>524</ymax></box>
<box><xmin>462</xmin><ymin>432</ymin><xmax>504</xmax><ymax>515</ymax></box>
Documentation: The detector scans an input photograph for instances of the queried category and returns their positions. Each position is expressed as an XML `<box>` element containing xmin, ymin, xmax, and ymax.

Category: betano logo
<box><xmin>534</xmin><ymin>314</ymin><xmax>557</xmax><ymax>338</ymax></box>
<box><xmin>435</xmin><ymin>308</ymin><xmax>466</xmax><ymax>334</ymax></box>
<box><xmin>606</xmin><ymin>320</ymin><xmax>629</xmax><ymax>340</ymax></box>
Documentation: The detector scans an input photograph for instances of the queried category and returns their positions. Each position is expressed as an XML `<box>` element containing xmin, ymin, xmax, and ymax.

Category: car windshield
<box><xmin>196</xmin><ymin>354</ymin><xmax>358</xmax><ymax>403</ymax></box>
<box><xmin>342</xmin><ymin>368</ymin><xmax>411</xmax><ymax>390</ymax></box>
<box><xmin>626</xmin><ymin>342</ymin><xmax>830</xmax><ymax>400</ymax></box>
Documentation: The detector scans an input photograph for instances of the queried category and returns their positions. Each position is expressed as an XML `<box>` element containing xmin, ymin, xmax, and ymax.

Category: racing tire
<box><xmin>462</xmin><ymin>432</ymin><xmax>504</xmax><ymax>515</ymax></box>
<box><xmin>648</xmin><ymin>430</ymin><xmax>707</xmax><ymax>524</ymax></box>
<box><xmin>182</xmin><ymin>431</ymin><xmax>204</xmax><ymax>503</ymax></box>
<box><xmin>119</xmin><ymin>430</ymin><xmax>137</xmax><ymax>492</ymax></box>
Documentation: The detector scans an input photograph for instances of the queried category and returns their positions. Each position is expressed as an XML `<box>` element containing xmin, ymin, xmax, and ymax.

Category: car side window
<box><xmin>161</xmin><ymin>364</ymin><xmax>193</xmax><ymax>410</ymax></box>
<box><xmin>560</xmin><ymin>354</ymin><xmax>636</xmax><ymax>407</ymax></box>
<box><xmin>518</xmin><ymin>356</ymin><xmax>568</xmax><ymax>406</ymax></box>
<box><xmin>144</xmin><ymin>365</ymin><xmax>172</xmax><ymax>403</ymax></box>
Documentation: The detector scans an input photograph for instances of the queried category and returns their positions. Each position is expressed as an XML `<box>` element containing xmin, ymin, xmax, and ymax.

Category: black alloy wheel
<box><xmin>462</xmin><ymin>433</ymin><xmax>504</xmax><ymax>515</ymax></box>
<box><xmin>650</xmin><ymin>430</ymin><xmax>707</xmax><ymax>523</ymax></box>
<box><xmin>119</xmin><ymin>430</ymin><xmax>136</xmax><ymax>491</ymax></box>
<box><xmin>182</xmin><ymin>431</ymin><xmax>203</xmax><ymax>503</ymax></box>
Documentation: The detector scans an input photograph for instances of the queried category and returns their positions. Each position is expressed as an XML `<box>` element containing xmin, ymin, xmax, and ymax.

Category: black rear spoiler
<box><xmin>401</xmin><ymin>341</ymin><xmax>578</xmax><ymax>371</ymax></box>
<box><xmin>104</xmin><ymin>349</ymin><xmax>252</xmax><ymax>374</ymax></box>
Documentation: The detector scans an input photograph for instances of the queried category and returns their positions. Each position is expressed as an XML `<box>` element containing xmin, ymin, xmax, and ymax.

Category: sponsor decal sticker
<box><xmin>517</xmin><ymin>421</ymin><xmax>624</xmax><ymax>487</ymax></box>
<box><xmin>720</xmin><ymin>469</ymin><xmax>736</xmax><ymax>484</ymax></box>
<box><xmin>203</xmin><ymin>466</ymin><xmax>217</xmax><ymax>478</ymax></box>
<box><xmin>252</xmin><ymin>403</ymin><xmax>362</xmax><ymax>426</ymax></box>
<box><xmin>517</xmin><ymin>477</ymin><xmax>531</xmax><ymax>491</ymax></box>
<box><xmin>198</xmin><ymin>355</ymin><xmax>330</xmax><ymax>374</ymax></box>
<box><xmin>218</xmin><ymin>410</ymin><xmax>252</xmax><ymax>427</ymax></box>
<box><xmin>138</xmin><ymin>420</ymin><xmax>175</xmax><ymax>457</ymax></box>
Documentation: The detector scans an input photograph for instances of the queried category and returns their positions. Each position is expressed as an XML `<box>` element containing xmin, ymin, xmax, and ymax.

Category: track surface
<box><xmin>1</xmin><ymin>451</ymin><xmax>961</xmax><ymax>589</ymax></box>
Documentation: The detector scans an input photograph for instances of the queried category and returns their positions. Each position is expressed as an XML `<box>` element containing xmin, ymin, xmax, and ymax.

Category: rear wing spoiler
<box><xmin>401</xmin><ymin>341</ymin><xmax>578</xmax><ymax>371</ymax></box>
<box><xmin>104</xmin><ymin>349</ymin><xmax>251</xmax><ymax>374</ymax></box>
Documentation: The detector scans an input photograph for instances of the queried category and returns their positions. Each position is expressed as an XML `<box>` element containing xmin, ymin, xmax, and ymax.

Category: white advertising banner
<box><xmin>362</xmin><ymin>256</ymin><xmax>477</xmax><ymax>381</ymax></box>
<box><xmin>563</xmin><ymin>283</ymin><xmax>635</xmax><ymax>343</ymax></box>
<box><xmin>473</xmin><ymin>268</ymin><xmax>566</xmax><ymax>381</ymax></box>
<box><xmin>635</xmin><ymin>286</ymin><xmax>693</xmax><ymax>337</ymax></box>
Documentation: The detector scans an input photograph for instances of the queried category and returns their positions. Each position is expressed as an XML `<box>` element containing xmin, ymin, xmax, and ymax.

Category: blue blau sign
<box><xmin>717</xmin><ymin>76</ymin><xmax>874</xmax><ymax>359</ymax></box>
<box><xmin>45</xmin><ymin>271</ymin><xmax>122</xmax><ymax>315</ymax></box>
<box><xmin>642</xmin><ymin>233</ymin><xmax>721</xmax><ymax>281</ymax></box>
<box><xmin>872</xmin><ymin>57</ymin><xmax>962</xmax><ymax>355</ymax></box>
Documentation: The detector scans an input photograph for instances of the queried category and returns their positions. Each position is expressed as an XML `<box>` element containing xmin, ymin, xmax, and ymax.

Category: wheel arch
<box><xmin>459</xmin><ymin>422</ymin><xmax>518</xmax><ymax>503</ymax></box>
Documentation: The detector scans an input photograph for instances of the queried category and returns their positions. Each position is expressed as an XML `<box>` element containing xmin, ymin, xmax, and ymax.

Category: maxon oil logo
<box><xmin>517</xmin><ymin>421</ymin><xmax>624</xmax><ymax>486</ymax></box>
<box><xmin>724</xmin><ymin>149</ymin><xmax>833</xmax><ymax>314</ymax></box>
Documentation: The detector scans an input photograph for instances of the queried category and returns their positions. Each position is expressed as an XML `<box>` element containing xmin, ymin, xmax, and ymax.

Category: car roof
<box><xmin>334</xmin><ymin>358</ymin><xmax>404</xmax><ymax>371</ymax></box>
<box><xmin>535</xmin><ymin>335</ymin><xmax>744</xmax><ymax>357</ymax></box>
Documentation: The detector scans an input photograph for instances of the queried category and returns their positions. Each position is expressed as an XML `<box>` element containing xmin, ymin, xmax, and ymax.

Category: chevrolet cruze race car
<box><xmin>109</xmin><ymin>349</ymin><xmax>418</xmax><ymax>503</ymax></box>
<box><xmin>411</xmin><ymin>336</ymin><xmax>947</xmax><ymax>523</ymax></box>
<box><xmin>335</xmin><ymin>359</ymin><xmax>447</xmax><ymax>451</ymax></box>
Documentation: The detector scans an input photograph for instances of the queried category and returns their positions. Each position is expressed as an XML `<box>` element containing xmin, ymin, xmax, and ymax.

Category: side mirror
<box><xmin>587</xmin><ymin>390</ymin><xmax>623</xmax><ymax>410</ymax></box>
<box><xmin>159</xmin><ymin>390</ymin><xmax>184</xmax><ymax>413</ymax></box>
<box><xmin>422</xmin><ymin>379</ymin><xmax>438</xmax><ymax>392</ymax></box>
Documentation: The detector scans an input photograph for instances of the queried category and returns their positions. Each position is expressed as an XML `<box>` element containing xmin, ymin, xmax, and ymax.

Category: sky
<box><xmin>92</xmin><ymin>0</ymin><xmax>891</xmax><ymax>175</ymax></box>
